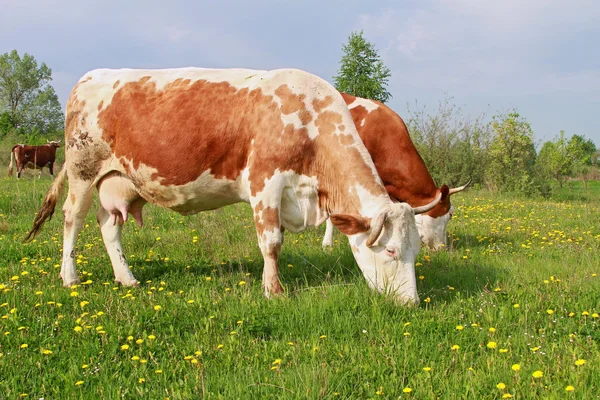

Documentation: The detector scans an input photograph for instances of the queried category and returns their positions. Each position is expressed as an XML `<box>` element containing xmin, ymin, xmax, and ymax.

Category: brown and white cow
<box><xmin>322</xmin><ymin>94</ymin><xmax>469</xmax><ymax>250</ymax></box>
<box><xmin>26</xmin><ymin>68</ymin><xmax>441</xmax><ymax>305</ymax></box>
<box><xmin>8</xmin><ymin>140</ymin><xmax>61</xmax><ymax>179</ymax></box>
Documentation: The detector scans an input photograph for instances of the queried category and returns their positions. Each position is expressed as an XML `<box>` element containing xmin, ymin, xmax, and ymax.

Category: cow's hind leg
<box><xmin>96</xmin><ymin>207</ymin><xmax>138</xmax><ymax>286</ymax></box>
<box><xmin>251</xmin><ymin>195</ymin><xmax>284</xmax><ymax>298</ymax></box>
<box><xmin>61</xmin><ymin>180</ymin><xmax>94</xmax><ymax>286</ymax></box>
<box><xmin>96</xmin><ymin>173</ymin><xmax>146</xmax><ymax>286</ymax></box>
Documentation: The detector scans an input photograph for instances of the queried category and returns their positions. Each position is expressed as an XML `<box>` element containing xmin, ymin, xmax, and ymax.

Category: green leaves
<box><xmin>333</xmin><ymin>31</ymin><xmax>392</xmax><ymax>103</ymax></box>
<box><xmin>0</xmin><ymin>50</ymin><xmax>64</xmax><ymax>136</ymax></box>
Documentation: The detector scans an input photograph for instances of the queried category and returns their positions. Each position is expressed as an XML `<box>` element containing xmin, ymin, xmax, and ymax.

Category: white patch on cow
<box><xmin>350</xmin><ymin>183</ymin><xmax>389</xmax><ymax>218</ymax></box>
<box><xmin>347</xmin><ymin>97</ymin><xmax>379</xmax><ymax>113</ymax></box>
<box><xmin>110</xmin><ymin>158</ymin><xmax>243</xmax><ymax>213</ymax></box>
<box><xmin>414</xmin><ymin>208</ymin><xmax>452</xmax><ymax>250</ymax></box>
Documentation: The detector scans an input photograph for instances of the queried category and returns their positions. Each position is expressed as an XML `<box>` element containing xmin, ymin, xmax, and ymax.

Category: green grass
<box><xmin>0</xmin><ymin>176</ymin><xmax>599</xmax><ymax>399</ymax></box>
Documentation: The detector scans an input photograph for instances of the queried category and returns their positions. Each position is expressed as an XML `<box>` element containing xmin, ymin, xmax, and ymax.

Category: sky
<box><xmin>1</xmin><ymin>0</ymin><xmax>599</xmax><ymax>146</ymax></box>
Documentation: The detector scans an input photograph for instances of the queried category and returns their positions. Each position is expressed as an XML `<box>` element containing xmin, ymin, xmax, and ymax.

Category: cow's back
<box><xmin>65</xmin><ymin>68</ymin><xmax>386</xmax><ymax>215</ymax></box>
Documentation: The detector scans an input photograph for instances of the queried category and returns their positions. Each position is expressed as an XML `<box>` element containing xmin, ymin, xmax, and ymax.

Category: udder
<box><xmin>97</xmin><ymin>173</ymin><xmax>147</xmax><ymax>226</ymax></box>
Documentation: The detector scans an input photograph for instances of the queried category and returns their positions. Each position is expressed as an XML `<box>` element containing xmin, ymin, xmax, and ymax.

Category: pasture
<box><xmin>0</xmin><ymin>176</ymin><xmax>598</xmax><ymax>399</ymax></box>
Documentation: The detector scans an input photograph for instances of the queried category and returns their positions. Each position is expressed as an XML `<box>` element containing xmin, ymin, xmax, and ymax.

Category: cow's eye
<box><xmin>384</xmin><ymin>247</ymin><xmax>397</xmax><ymax>257</ymax></box>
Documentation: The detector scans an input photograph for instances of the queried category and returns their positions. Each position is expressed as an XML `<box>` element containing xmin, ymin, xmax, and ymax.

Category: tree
<box><xmin>0</xmin><ymin>50</ymin><xmax>64</xmax><ymax>136</ymax></box>
<box><xmin>333</xmin><ymin>31</ymin><xmax>392</xmax><ymax>103</ymax></box>
<box><xmin>406</xmin><ymin>96</ymin><xmax>491</xmax><ymax>187</ymax></box>
<box><xmin>486</xmin><ymin>112</ymin><xmax>538</xmax><ymax>194</ymax></box>
<box><xmin>536</xmin><ymin>131</ymin><xmax>571</xmax><ymax>187</ymax></box>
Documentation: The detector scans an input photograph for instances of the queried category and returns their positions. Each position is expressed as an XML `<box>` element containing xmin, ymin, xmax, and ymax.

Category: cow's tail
<box><xmin>8</xmin><ymin>145</ymin><xmax>18</xmax><ymax>177</ymax></box>
<box><xmin>24</xmin><ymin>167</ymin><xmax>68</xmax><ymax>242</ymax></box>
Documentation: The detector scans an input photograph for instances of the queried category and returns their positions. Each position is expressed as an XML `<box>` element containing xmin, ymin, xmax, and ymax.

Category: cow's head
<box><xmin>330</xmin><ymin>194</ymin><xmax>441</xmax><ymax>306</ymax></box>
<box><xmin>415</xmin><ymin>181</ymin><xmax>470</xmax><ymax>250</ymax></box>
<box><xmin>47</xmin><ymin>139</ymin><xmax>61</xmax><ymax>148</ymax></box>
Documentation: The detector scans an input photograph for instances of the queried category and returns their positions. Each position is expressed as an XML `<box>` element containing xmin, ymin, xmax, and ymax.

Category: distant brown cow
<box><xmin>8</xmin><ymin>140</ymin><xmax>61</xmax><ymax>179</ymax></box>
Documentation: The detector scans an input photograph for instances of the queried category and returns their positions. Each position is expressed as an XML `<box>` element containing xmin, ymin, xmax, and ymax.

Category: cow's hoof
<box><xmin>62</xmin><ymin>277</ymin><xmax>81</xmax><ymax>287</ymax></box>
<box><xmin>116</xmin><ymin>278</ymin><xmax>139</xmax><ymax>287</ymax></box>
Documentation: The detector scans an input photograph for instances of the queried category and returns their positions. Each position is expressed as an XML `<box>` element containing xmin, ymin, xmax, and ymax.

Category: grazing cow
<box><xmin>26</xmin><ymin>68</ymin><xmax>441</xmax><ymax>305</ymax></box>
<box><xmin>8</xmin><ymin>140</ymin><xmax>61</xmax><ymax>179</ymax></box>
<box><xmin>322</xmin><ymin>94</ymin><xmax>469</xmax><ymax>250</ymax></box>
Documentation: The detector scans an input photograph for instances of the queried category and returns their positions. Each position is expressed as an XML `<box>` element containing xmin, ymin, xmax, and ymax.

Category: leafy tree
<box><xmin>0</xmin><ymin>50</ymin><xmax>64</xmax><ymax>136</ymax></box>
<box><xmin>333</xmin><ymin>31</ymin><xmax>392</xmax><ymax>103</ymax></box>
<box><xmin>406</xmin><ymin>96</ymin><xmax>490</xmax><ymax>187</ymax></box>
<box><xmin>567</xmin><ymin>134</ymin><xmax>597</xmax><ymax>188</ymax></box>
<box><xmin>486</xmin><ymin>112</ymin><xmax>538</xmax><ymax>193</ymax></box>
<box><xmin>536</xmin><ymin>131</ymin><xmax>571</xmax><ymax>187</ymax></box>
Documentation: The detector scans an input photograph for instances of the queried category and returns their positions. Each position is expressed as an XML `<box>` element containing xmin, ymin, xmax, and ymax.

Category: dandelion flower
<box><xmin>532</xmin><ymin>370</ymin><xmax>543</xmax><ymax>378</ymax></box>
<box><xmin>487</xmin><ymin>341</ymin><xmax>497</xmax><ymax>349</ymax></box>
<box><xmin>456</xmin><ymin>325</ymin><xmax>464</xmax><ymax>331</ymax></box>
<box><xmin>153</xmin><ymin>305</ymin><xmax>162</xmax><ymax>311</ymax></box>
<box><xmin>502</xmin><ymin>394</ymin><xmax>513</xmax><ymax>399</ymax></box>
<box><xmin>403</xmin><ymin>387</ymin><xmax>412</xmax><ymax>393</ymax></box>
<box><xmin>565</xmin><ymin>385</ymin><xmax>575</xmax><ymax>392</ymax></box>
<box><xmin>121</xmin><ymin>344</ymin><xmax>130</xmax><ymax>350</ymax></box>
<box><xmin>496</xmin><ymin>382</ymin><xmax>506</xmax><ymax>390</ymax></box>
<box><xmin>423</xmin><ymin>367</ymin><xmax>431</xmax><ymax>372</ymax></box>
<box><xmin>20</xmin><ymin>343</ymin><xmax>28</xmax><ymax>349</ymax></box>
<box><xmin>451</xmin><ymin>345</ymin><xmax>460</xmax><ymax>351</ymax></box>
<box><xmin>148</xmin><ymin>335</ymin><xmax>156</xmax><ymax>340</ymax></box>
<box><xmin>511</xmin><ymin>364</ymin><xmax>521</xmax><ymax>371</ymax></box>
<box><xmin>42</xmin><ymin>349</ymin><xmax>53</xmax><ymax>355</ymax></box>
<box><xmin>575</xmin><ymin>359</ymin><xmax>586</xmax><ymax>366</ymax></box>
<box><xmin>138</xmin><ymin>378</ymin><xmax>145</xmax><ymax>383</ymax></box>
<box><xmin>75</xmin><ymin>380</ymin><xmax>84</xmax><ymax>386</ymax></box>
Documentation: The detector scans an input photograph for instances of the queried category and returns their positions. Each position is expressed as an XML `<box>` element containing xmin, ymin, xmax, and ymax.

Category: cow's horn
<box><xmin>366</xmin><ymin>210</ymin><xmax>388</xmax><ymax>247</ymax></box>
<box><xmin>448</xmin><ymin>180</ymin><xmax>471</xmax><ymax>195</ymax></box>
<box><xmin>412</xmin><ymin>192</ymin><xmax>442</xmax><ymax>215</ymax></box>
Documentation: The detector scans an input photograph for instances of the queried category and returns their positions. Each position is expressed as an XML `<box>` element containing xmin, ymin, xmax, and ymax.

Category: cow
<box><xmin>322</xmin><ymin>94</ymin><xmax>469</xmax><ymax>251</ymax></box>
<box><xmin>25</xmin><ymin>67</ymin><xmax>442</xmax><ymax>306</ymax></box>
<box><xmin>8</xmin><ymin>140</ymin><xmax>61</xmax><ymax>179</ymax></box>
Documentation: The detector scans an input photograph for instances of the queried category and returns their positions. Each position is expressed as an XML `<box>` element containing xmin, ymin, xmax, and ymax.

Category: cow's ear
<box><xmin>330</xmin><ymin>214</ymin><xmax>370</xmax><ymax>235</ymax></box>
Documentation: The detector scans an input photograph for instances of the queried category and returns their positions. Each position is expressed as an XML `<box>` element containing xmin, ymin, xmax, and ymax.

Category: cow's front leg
<box><xmin>252</xmin><ymin>201</ymin><xmax>284</xmax><ymax>297</ymax></box>
<box><xmin>322</xmin><ymin>218</ymin><xmax>335</xmax><ymax>247</ymax></box>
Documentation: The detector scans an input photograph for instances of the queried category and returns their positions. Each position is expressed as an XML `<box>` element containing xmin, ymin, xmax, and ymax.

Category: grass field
<box><xmin>0</xmin><ymin>175</ymin><xmax>599</xmax><ymax>399</ymax></box>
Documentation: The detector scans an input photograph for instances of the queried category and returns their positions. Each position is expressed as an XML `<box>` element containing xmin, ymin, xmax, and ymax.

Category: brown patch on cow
<box><xmin>98</xmin><ymin>101</ymin><xmax>104</xmax><ymax>111</ymax></box>
<box><xmin>315</xmin><ymin>111</ymin><xmax>342</xmax><ymax>136</ymax></box>
<box><xmin>330</xmin><ymin>214</ymin><xmax>370</xmax><ymax>235</ymax></box>
<box><xmin>341</xmin><ymin>92</ymin><xmax>449</xmax><ymax>217</ymax></box>
<box><xmin>139</xmin><ymin>76</ymin><xmax>152</xmax><ymax>85</ymax></box>
<box><xmin>70</xmin><ymin>193</ymin><xmax>76</xmax><ymax>204</ymax></box>
<box><xmin>275</xmin><ymin>85</ymin><xmax>306</xmax><ymax>114</ymax></box>
<box><xmin>338</xmin><ymin>134</ymin><xmax>355</xmax><ymax>147</ymax></box>
<box><xmin>299</xmin><ymin>110</ymin><xmax>313</xmax><ymax>125</ymax></box>
<box><xmin>253</xmin><ymin>201</ymin><xmax>280</xmax><ymax>237</ymax></box>
<box><xmin>312</xmin><ymin>96</ymin><xmax>333</xmax><ymax>113</ymax></box>
<box><xmin>94</xmin><ymin>73</ymin><xmax>387</xmax><ymax>214</ymax></box>
<box><xmin>113</xmin><ymin>80</ymin><xmax>120</xmax><ymax>89</ymax></box>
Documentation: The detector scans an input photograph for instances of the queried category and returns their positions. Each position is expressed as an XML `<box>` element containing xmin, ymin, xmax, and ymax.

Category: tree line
<box><xmin>333</xmin><ymin>31</ymin><xmax>598</xmax><ymax>196</ymax></box>
<box><xmin>2</xmin><ymin>40</ymin><xmax>598</xmax><ymax>196</ymax></box>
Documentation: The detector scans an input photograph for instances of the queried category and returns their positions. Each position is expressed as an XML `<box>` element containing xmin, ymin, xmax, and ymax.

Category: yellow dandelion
<box><xmin>513</xmin><ymin>303</ymin><xmax>520</xmax><ymax>308</ymax></box>
<box><xmin>238</xmin><ymin>281</ymin><xmax>246</xmax><ymax>286</ymax></box>
<box><xmin>403</xmin><ymin>387</ymin><xmax>412</xmax><ymax>393</ymax></box>
<box><xmin>155</xmin><ymin>370</ymin><xmax>162</xmax><ymax>374</ymax></box>
<box><xmin>148</xmin><ymin>334</ymin><xmax>156</xmax><ymax>340</ymax></box>
<box><xmin>502</xmin><ymin>394</ymin><xmax>513</xmax><ymax>399</ymax></box>
<box><xmin>320</xmin><ymin>335</ymin><xmax>327</xmax><ymax>339</ymax></box>
<box><xmin>423</xmin><ymin>367</ymin><xmax>431</xmax><ymax>372</ymax></box>
<box><xmin>136</xmin><ymin>339</ymin><xmax>143</xmax><ymax>344</ymax></box>
<box><xmin>451</xmin><ymin>345</ymin><xmax>460</xmax><ymax>351</ymax></box>
<box><xmin>70</xmin><ymin>291</ymin><xmax>79</xmax><ymax>297</ymax></box>
<box><xmin>488</xmin><ymin>327</ymin><xmax>496</xmax><ymax>333</ymax></box>
<box><xmin>272</xmin><ymin>359</ymin><xmax>282</xmax><ymax>365</ymax></box>
<box><xmin>75</xmin><ymin>381</ymin><xmax>84</xmax><ymax>386</ymax></box>
<box><xmin>532</xmin><ymin>370</ymin><xmax>543</xmax><ymax>378</ymax></box>
<box><xmin>496</xmin><ymin>382</ymin><xmax>506</xmax><ymax>390</ymax></box>
<box><xmin>511</xmin><ymin>364</ymin><xmax>521</xmax><ymax>371</ymax></box>
<box><xmin>131</xmin><ymin>356</ymin><xmax>140</xmax><ymax>361</ymax></box>
<box><xmin>456</xmin><ymin>325</ymin><xmax>464</xmax><ymax>331</ymax></box>
<box><xmin>546</xmin><ymin>309</ymin><xmax>554</xmax><ymax>315</ymax></box>
<box><xmin>499</xmin><ymin>348</ymin><xmax>508</xmax><ymax>353</ymax></box>
<box><xmin>565</xmin><ymin>385</ymin><xmax>575</xmax><ymax>392</ymax></box>
<box><xmin>138</xmin><ymin>378</ymin><xmax>146</xmax><ymax>383</ymax></box>
<box><xmin>20</xmin><ymin>343</ymin><xmax>28</xmax><ymax>349</ymax></box>
<box><xmin>487</xmin><ymin>341</ymin><xmax>497</xmax><ymax>349</ymax></box>
<box><xmin>153</xmin><ymin>305</ymin><xmax>162</xmax><ymax>311</ymax></box>
<box><xmin>575</xmin><ymin>359</ymin><xmax>586</xmax><ymax>366</ymax></box>
<box><xmin>42</xmin><ymin>349</ymin><xmax>53</xmax><ymax>355</ymax></box>
<box><xmin>121</xmin><ymin>344</ymin><xmax>130</xmax><ymax>350</ymax></box>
